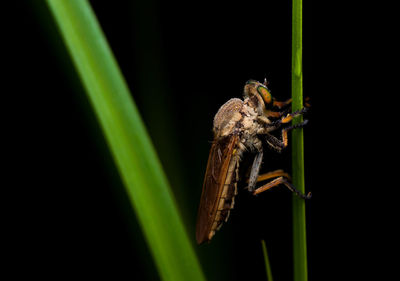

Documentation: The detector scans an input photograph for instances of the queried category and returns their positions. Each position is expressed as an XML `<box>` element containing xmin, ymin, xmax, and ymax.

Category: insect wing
<box><xmin>196</xmin><ymin>135</ymin><xmax>238</xmax><ymax>244</ymax></box>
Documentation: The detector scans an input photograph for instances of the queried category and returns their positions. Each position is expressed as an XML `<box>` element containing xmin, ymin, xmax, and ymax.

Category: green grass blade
<box><xmin>261</xmin><ymin>240</ymin><xmax>274</xmax><ymax>281</ymax></box>
<box><xmin>45</xmin><ymin>1</ymin><xmax>205</xmax><ymax>280</ymax></box>
<box><xmin>291</xmin><ymin>0</ymin><xmax>308</xmax><ymax>281</ymax></box>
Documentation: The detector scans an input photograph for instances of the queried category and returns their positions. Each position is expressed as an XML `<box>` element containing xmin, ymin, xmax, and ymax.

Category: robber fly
<box><xmin>196</xmin><ymin>79</ymin><xmax>311</xmax><ymax>244</ymax></box>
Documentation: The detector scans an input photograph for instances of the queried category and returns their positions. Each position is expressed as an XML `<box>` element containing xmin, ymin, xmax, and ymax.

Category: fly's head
<box><xmin>244</xmin><ymin>80</ymin><xmax>274</xmax><ymax>115</ymax></box>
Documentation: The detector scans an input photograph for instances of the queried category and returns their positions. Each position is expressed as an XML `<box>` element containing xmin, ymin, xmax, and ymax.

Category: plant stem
<box><xmin>261</xmin><ymin>240</ymin><xmax>274</xmax><ymax>281</ymax></box>
<box><xmin>45</xmin><ymin>1</ymin><xmax>205</xmax><ymax>280</ymax></box>
<box><xmin>291</xmin><ymin>0</ymin><xmax>308</xmax><ymax>281</ymax></box>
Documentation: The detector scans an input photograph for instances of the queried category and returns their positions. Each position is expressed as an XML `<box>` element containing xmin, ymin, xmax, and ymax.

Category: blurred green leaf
<box><xmin>45</xmin><ymin>1</ymin><xmax>205</xmax><ymax>280</ymax></box>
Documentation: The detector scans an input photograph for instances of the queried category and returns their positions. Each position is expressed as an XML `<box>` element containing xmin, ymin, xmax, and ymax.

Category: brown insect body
<box><xmin>196</xmin><ymin>80</ymin><xmax>310</xmax><ymax>244</ymax></box>
<box><xmin>196</xmin><ymin>85</ymin><xmax>269</xmax><ymax>244</ymax></box>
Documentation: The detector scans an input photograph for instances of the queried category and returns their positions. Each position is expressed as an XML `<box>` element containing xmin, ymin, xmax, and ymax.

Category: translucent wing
<box><xmin>196</xmin><ymin>135</ymin><xmax>238</xmax><ymax>244</ymax></box>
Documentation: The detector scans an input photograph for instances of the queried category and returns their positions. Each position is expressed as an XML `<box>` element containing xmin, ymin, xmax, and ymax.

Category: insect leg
<box><xmin>247</xmin><ymin>151</ymin><xmax>263</xmax><ymax>192</ymax></box>
<box><xmin>272</xmin><ymin>97</ymin><xmax>311</xmax><ymax>109</ymax></box>
<box><xmin>265</xmin><ymin>110</ymin><xmax>283</xmax><ymax>118</ymax></box>
<box><xmin>258</xmin><ymin>107</ymin><xmax>308</xmax><ymax>132</ymax></box>
<box><xmin>279</xmin><ymin>107</ymin><xmax>309</xmax><ymax>124</ymax></box>
<box><xmin>264</xmin><ymin>119</ymin><xmax>308</xmax><ymax>151</ymax></box>
<box><xmin>256</xmin><ymin>169</ymin><xmax>291</xmax><ymax>182</ymax></box>
<box><xmin>265</xmin><ymin>97</ymin><xmax>311</xmax><ymax>118</ymax></box>
<box><xmin>246</xmin><ymin>169</ymin><xmax>290</xmax><ymax>184</ymax></box>
<box><xmin>265</xmin><ymin>133</ymin><xmax>286</xmax><ymax>152</ymax></box>
<box><xmin>273</xmin><ymin>98</ymin><xmax>292</xmax><ymax>109</ymax></box>
<box><xmin>253</xmin><ymin>176</ymin><xmax>311</xmax><ymax>199</ymax></box>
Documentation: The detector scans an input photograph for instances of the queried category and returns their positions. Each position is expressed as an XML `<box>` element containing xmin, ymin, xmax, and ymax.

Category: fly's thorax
<box><xmin>238</xmin><ymin>101</ymin><xmax>263</xmax><ymax>152</ymax></box>
<box><xmin>213</xmin><ymin>98</ymin><xmax>244</xmax><ymax>138</ymax></box>
<box><xmin>240</xmin><ymin>102</ymin><xmax>261</xmax><ymax>134</ymax></box>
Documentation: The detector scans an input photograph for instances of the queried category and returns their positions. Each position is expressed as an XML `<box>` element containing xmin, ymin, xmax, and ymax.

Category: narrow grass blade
<box><xmin>291</xmin><ymin>0</ymin><xmax>308</xmax><ymax>281</ymax></box>
<box><xmin>261</xmin><ymin>240</ymin><xmax>274</xmax><ymax>281</ymax></box>
<box><xmin>45</xmin><ymin>1</ymin><xmax>205</xmax><ymax>280</ymax></box>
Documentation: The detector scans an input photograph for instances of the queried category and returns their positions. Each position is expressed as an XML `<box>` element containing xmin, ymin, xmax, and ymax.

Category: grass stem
<box><xmin>291</xmin><ymin>0</ymin><xmax>308</xmax><ymax>280</ymax></box>
<box><xmin>261</xmin><ymin>240</ymin><xmax>274</xmax><ymax>281</ymax></box>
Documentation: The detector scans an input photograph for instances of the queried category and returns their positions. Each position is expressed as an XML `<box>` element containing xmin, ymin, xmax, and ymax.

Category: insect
<box><xmin>196</xmin><ymin>79</ymin><xmax>311</xmax><ymax>244</ymax></box>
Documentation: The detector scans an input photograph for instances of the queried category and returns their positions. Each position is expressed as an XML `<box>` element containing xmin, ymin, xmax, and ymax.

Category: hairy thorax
<box><xmin>213</xmin><ymin>98</ymin><xmax>263</xmax><ymax>152</ymax></box>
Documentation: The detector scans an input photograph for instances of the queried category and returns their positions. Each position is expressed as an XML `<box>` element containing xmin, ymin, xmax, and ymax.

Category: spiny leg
<box><xmin>265</xmin><ymin>110</ymin><xmax>284</xmax><ymax>118</ymax></box>
<box><xmin>250</xmin><ymin>170</ymin><xmax>311</xmax><ymax>198</ymax></box>
<box><xmin>264</xmin><ymin>103</ymin><xmax>293</xmax><ymax>118</ymax></box>
<box><xmin>265</xmin><ymin>133</ymin><xmax>286</xmax><ymax>152</ymax></box>
<box><xmin>264</xmin><ymin>97</ymin><xmax>311</xmax><ymax>119</ymax></box>
<box><xmin>256</xmin><ymin>169</ymin><xmax>291</xmax><ymax>182</ymax></box>
<box><xmin>247</xmin><ymin>169</ymin><xmax>291</xmax><ymax>185</ymax></box>
<box><xmin>253</xmin><ymin>176</ymin><xmax>311</xmax><ymax>199</ymax></box>
<box><xmin>279</xmin><ymin>107</ymin><xmax>309</xmax><ymax>124</ymax></box>
<box><xmin>258</xmin><ymin>106</ymin><xmax>309</xmax><ymax>132</ymax></box>
<box><xmin>273</xmin><ymin>98</ymin><xmax>292</xmax><ymax>109</ymax></box>
<box><xmin>268</xmin><ymin>96</ymin><xmax>310</xmax><ymax>116</ymax></box>
<box><xmin>247</xmin><ymin>151</ymin><xmax>263</xmax><ymax>192</ymax></box>
<box><xmin>264</xmin><ymin>119</ymin><xmax>309</xmax><ymax>152</ymax></box>
<box><xmin>273</xmin><ymin>97</ymin><xmax>311</xmax><ymax>109</ymax></box>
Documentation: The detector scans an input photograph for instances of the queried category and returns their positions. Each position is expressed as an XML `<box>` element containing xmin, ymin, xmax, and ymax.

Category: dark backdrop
<box><xmin>4</xmin><ymin>1</ymin><xmax>385</xmax><ymax>280</ymax></box>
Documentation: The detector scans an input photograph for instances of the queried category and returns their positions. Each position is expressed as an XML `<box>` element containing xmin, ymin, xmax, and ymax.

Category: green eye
<box><xmin>257</xmin><ymin>86</ymin><xmax>272</xmax><ymax>104</ymax></box>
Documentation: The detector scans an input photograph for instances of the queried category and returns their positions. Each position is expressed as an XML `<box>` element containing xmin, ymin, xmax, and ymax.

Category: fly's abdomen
<box><xmin>208</xmin><ymin>153</ymin><xmax>240</xmax><ymax>239</ymax></box>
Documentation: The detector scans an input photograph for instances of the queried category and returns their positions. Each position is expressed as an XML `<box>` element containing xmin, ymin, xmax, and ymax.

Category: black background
<box><xmin>4</xmin><ymin>1</ymin><xmax>389</xmax><ymax>280</ymax></box>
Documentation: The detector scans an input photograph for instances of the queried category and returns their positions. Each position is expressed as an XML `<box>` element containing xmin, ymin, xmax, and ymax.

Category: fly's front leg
<box><xmin>266</xmin><ymin>97</ymin><xmax>311</xmax><ymax>118</ymax></box>
<box><xmin>273</xmin><ymin>98</ymin><xmax>292</xmax><ymax>109</ymax></box>
<box><xmin>264</xmin><ymin>119</ymin><xmax>308</xmax><ymax>152</ymax></box>
<box><xmin>272</xmin><ymin>97</ymin><xmax>311</xmax><ymax>110</ymax></box>
<box><xmin>258</xmin><ymin>107</ymin><xmax>308</xmax><ymax>133</ymax></box>
<box><xmin>263</xmin><ymin>99</ymin><xmax>292</xmax><ymax>118</ymax></box>
<box><xmin>279</xmin><ymin>107</ymin><xmax>309</xmax><ymax>124</ymax></box>
<box><xmin>257</xmin><ymin>104</ymin><xmax>309</xmax><ymax>152</ymax></box>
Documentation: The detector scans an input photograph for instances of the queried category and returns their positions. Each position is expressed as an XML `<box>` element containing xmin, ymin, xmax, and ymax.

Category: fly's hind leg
<box><xmin>252</xmin><ymin>172</ymin><xmax>311</xmax><ymax>199</ymax></box>
<box><xmin>256</xmin><ymin>169</ymin><xmax>291</xmax><ymax>182</ymax></box>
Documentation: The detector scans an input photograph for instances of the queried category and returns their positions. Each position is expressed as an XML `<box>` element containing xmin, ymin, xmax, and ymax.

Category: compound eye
<box><xmin>257</xmin><ymin>86</ymin><xmax>272</xmax><ymax>104</ymax></box>
<box><xmin>245</xmin><ymin>79</ymin><xmax>256</xmax><ymax>85</ymax></box>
